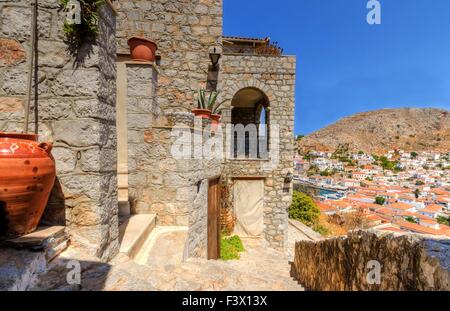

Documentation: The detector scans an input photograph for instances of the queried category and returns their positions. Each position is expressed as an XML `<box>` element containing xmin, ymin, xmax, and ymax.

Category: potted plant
<box><xmin>192</xmin><ymin>89</ymin><xmax>212</xmax><ymax>119</ymax></box>
<box><xmin>127</xmin><ymin>35</ymin><xmax>158</xmax><ymax>62</ymax></box>
<box><xmin>208</xmin><ymin>91</ymin><xmax>227</xmax><ymax>127</ymax></box>
<box><xmin>0</xmin><ymin>132</ymin><xmax>56</xmax><ymax>238</ymax></box>
<box><xmin>192</xmin><ymin>89</ymin><xmax>228</xmax><ymax>122</ymax></box>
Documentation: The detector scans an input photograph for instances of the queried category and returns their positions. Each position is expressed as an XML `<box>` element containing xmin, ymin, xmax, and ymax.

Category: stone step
<box><xmin>2</xmin><ymin>226</ymin><xmax>69</xmax><ymax>262</ymax></box>
<box><xmin>119</xmin><ymin>214</ymin><xmax>157</xmax><ymax>259</ymax></box>
<box><xmin>0</xmin><ymin>226</ymin><xmax>70</xmax><ymax>290</ymax></box>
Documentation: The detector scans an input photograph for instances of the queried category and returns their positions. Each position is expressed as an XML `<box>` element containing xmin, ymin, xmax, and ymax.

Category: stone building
<box><xmin>0</xmin><ymin>0</ymin><xmax>296</xmax><ymax>261</ymax></box>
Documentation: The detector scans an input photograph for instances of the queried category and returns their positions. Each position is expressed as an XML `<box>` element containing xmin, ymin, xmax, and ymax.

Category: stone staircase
<box><xmin>119</xmin><ymin>214</ymin><xmax>157</xmax><ymax>259</ymax></box>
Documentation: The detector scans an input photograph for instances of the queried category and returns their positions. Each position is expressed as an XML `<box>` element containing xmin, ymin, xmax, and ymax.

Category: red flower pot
<box><xmin>0</xmin><ymin>132</ymin><xmax>56</xmax><ymax>238</ymax></box>
<box><xmin>192</xmin><ymin>109</ymin><xmax>211</xmax><ymax>119</ymax></box>
<box><xmin>210</xmin><ymin>114</ymin><xmax>221</xmax><ymax>131</ymax></box>
<box><xmin>127</xmin><ymin>36</ymin><xmax>158</xmax><ymax>62</ymax></box>
<box><xmin>210</xmin><ymin>114</ymin><xmax>221</xmax><ymax>125</ymax></box>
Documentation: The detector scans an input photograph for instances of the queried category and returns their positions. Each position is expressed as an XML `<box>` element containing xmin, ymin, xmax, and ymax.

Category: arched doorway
<box><xmin>230</xmin><ymin>87</ymin><xmax>270</xmax><ymax>159</ymax></box>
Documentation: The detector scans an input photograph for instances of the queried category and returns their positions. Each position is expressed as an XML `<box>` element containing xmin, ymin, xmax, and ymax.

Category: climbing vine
<box><xmin>59</xmin><ymin>0</ymin><xmax>106</xmax><ymax>49</ymax></box>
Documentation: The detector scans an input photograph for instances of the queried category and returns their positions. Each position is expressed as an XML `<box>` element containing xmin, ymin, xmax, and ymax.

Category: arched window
<box><xmin>230</xmin><ymin>88</ymin><xmax>270</xmax><ymax>159</ymax></box>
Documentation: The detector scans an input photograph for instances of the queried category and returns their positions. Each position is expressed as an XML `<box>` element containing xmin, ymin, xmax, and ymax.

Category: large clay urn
<box><xmin>0</xmin><ymin>132</ymin><xmax>56</xmax><ymax>238</ymax></box>
<box><xmin>127</xmin><ymin>36</ymin><xmax>158</xmax><ymax>62</ymax></box>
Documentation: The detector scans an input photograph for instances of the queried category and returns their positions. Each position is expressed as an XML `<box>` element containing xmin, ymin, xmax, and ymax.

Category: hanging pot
<box><xmin>127</xmin><ymin>36</ymin><xmax>158</xmax><ymax>62</ymax></box>
<box><xmin>0</xmin><ymin>132</ymin><xmax>56</xmax><ymax>238</ymax></box>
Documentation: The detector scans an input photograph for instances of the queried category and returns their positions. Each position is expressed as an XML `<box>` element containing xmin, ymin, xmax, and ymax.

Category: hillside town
<box><xmin>294</xmin><ymin>146</ymin><xmax>450</xmax><ymax>237</ymax></box>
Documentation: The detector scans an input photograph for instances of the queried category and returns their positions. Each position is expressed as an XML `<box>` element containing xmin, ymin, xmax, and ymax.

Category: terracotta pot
<box><xmin>0</xmin><ymin>132</ymin><xmax>56</xmax><ymax>238</ymax></box>
<box><xmin>127</xmin><ymin>36</ymin><xmax>158</xmax><ymax>62</ymax></box>
<box><xmin>192</xmin><ymin>109</ymin><xmax>211</xmax><ymax>119</ymax></box>
<box><xmin>210</xmin><ymin>114</ymin><xmax>221</xmax><ymax>131</ymax></box>
<box><xmin>210</xmin><ymin>114</ymin><xmax>221</xmax><ymax>125</ymax></box>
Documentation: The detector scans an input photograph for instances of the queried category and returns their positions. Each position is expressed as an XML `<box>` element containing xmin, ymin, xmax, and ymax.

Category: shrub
<box><xmin>220</xmin><ymin>235</ymin><xmax>245</xmax><ymax>261</ymax></box>
<box><xmin>375</xmin><ymin>196</ymin><xmax>385</xmax><ymax>205</ymax></box>
<box><xmin>289</xmin><ymin>191</ymin><xmax>320</xmax><ymax>227</ymax></box>
<box><xmin>437</xmin><ymin>216</ymin><xmax>450</xmax><ymax>226</ymax></box>
<box><xmin>405</xmin><ymin>216</ymin><xmax>418</xmax><ymax>224</ymax></box>
<box><xmin>313</xmin><ymin>224</ymin><xmax>329</xmax><ymax>235</ymax></box>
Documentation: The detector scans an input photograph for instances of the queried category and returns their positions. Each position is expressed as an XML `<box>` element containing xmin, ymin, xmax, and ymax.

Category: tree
<box><xmin>375</xmin><ymin>196</ymin><xmax>385</xmax><ymax>205</ymax></box>
<box><xmin>414</xmin><ymin>189</ymin><xmax>421</xmax><ymax>199</ymax></box>
<box><xmin>410</xmin><ymin>152</ymin><xmax>418</xmax><ymax>159</ymax></box>
<box><xmin>289</xmin><ymin>191</ymin><xmax>320</xmax><ymax>227</ymax></box>
<box><xmin>405</xmin><ymin>216</ymin><xmax>418</xmax><ymax>224</ymax></box>
<box><xmin>437</xmin><ymin>216</ymin><xmax>450</xmax><ymax>226</ymax></box>
<box><xmin>415</xmin><ymin>180</ymin><xmax>425</xmax><ymax>186</ymax></box>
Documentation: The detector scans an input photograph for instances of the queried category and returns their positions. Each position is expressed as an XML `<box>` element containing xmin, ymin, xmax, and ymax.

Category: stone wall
<box><xmin>115</xmin><ymin>0</ymin><xmax>223</xmax><ymax>258</ymax></box>
<box><xmin>219</xmin><ymin>54</ymin><xmax>296</xmax><ymax>249</ymax></box>
<box><xmin>116</xmin><ymin>0</ymin><xmax>222</xmax><ymax>112</ymax></box>
<box><xmin>0</xmin><ymin>1</ymin><xmax>119</xmax><ymax>261</ymax></box>
<box><xmin>293</xmin><ymin>230</ymin><xmax>450</xmax><ymax>291</ymax></box>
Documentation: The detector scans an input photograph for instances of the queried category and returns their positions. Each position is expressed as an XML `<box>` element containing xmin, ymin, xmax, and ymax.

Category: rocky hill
<box><xmin>299</xmin><ymin>108</ymin><xmax>450</xmax><ymax>155</ymax></box>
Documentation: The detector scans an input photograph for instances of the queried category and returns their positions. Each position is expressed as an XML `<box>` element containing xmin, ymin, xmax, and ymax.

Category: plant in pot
<box><xmin>192</xmin><ymin>89</ymin><xmax>227</xmax><ymax>122</ymax></box>
<box><xmin>192</xmin><ymin>89</ymin><xmax>212</xmax><ymax>119</ymax></box>
<box><xmin>207</xmin><ymin>91</ymin><xmax>227</xmax><ymax>127</ymax></box>
<box><xmin>127</xmin><ymin>31</ymin><xmax>158</xmax><ymax>62</ymax></box>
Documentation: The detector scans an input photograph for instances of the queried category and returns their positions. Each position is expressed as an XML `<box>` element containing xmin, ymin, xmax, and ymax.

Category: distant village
<box><xmin>294</xmin><ymin>146</ymin><xmax>450</xmax><ymax>237</ymax></box>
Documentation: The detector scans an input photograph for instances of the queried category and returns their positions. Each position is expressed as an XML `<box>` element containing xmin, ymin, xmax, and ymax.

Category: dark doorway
<box><xmin>207</xmin><ymin>178</ymin><xmax>221</xmax><ymax>260</ymax></box>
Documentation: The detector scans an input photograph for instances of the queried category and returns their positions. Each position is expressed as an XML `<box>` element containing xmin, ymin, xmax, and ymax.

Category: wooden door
<box><xmin>207</xmin><ymin>178</ymin><xmax>221</xmax><ymax>260</ymax></box>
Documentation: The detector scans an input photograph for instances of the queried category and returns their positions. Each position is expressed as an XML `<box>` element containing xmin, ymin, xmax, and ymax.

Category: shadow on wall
<box><xmin>39</xmin><ymin>178</ymin><xmax>65</xmax><ymax>226</ymax></box>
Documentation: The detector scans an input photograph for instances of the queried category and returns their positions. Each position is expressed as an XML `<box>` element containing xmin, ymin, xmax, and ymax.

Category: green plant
<box><xmin>405</xmin><ymin>216</ymin><xmax>418</xmax><ymax>224</ymax></box>
<box><xmin>196</xmin><ymin>89</ymin><xmax>227</xmax><ymax>113</ymax></box>
<box><xmin>437</xmin><ymin>216</ymin><xmax>450</xmax><ymax>226</ymax></box>
<box><xmin>60</xmin><ymin>0</ymin><xmax>106</xmax><ymax>49</ymax></box>
<box><xmin>220</xmin><ymin>235</ymin><xmax>245</xmax><ymax>261</ymax></box>
<box><xmin>313</xmin><ymin>224</ymin><xmax>329</xmax><ymax>235</ymax></box>
<box><xmin>289</xmin><ymin>191</ymin><xmax>320</xmax><ymax>227</ymax></box>
<box><xmin>414</xmin><ymin>189</ymin><xmax>421</xmax><ymax>199</ymax></box>
<box><xmin>375</xmin><ymin>196</ymin><xmax>385</xmax><ymax>205</ymax></box>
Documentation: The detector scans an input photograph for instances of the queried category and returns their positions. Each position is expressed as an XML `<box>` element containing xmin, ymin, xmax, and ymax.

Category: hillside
<box><xmin>299</xmin><ymin>108</ymin><xmax>450</xmax><ymax>155</ymax></box>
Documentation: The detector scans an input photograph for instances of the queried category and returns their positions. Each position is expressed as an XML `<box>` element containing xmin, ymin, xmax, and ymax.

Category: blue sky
<box><xmin>223</xmin><ymin>0</ymin><xmax>450</xmax><ymax>135</ymax></box>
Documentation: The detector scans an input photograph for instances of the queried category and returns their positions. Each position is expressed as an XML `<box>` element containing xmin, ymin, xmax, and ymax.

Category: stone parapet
<box><xmin>293</xmin><ymin>230</ymin><xmax>450</xmax><ymax>291</ymax></box>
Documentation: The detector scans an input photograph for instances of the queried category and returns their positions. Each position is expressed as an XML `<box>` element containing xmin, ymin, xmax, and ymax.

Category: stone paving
<box><xmin>32</xmin><ymin>224</ymin><xmax>309</xmax><ymax>291</ymax></box>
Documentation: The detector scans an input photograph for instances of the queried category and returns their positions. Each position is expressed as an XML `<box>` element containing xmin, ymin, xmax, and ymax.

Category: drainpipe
<box><xmin>24</xmin><ymin>0</ymin><xmax>38</xmax><ymax>134</ymax></box>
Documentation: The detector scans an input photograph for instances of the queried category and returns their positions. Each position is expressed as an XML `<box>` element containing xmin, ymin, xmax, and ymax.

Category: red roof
<box><xmin>421</xmin><ymin>204</ymin><xmax>443</xmax><ymax>213</ymax></box>
<box><xmin>388</xmin><ymin>202</ymin><xmax>414</xmax><ymax>211</ymax></box>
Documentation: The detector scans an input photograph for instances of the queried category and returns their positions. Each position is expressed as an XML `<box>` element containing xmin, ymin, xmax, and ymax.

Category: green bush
<box><xmin>313</xmin><ymin>224</ymin><xmax>329</xmax><ymax>235</ymax></box>
<box><xmin>437</xmin><ymin>216</ymin><xmax>450</xmax><ymax>226</ymax></box>
<box><xmin>220</xmin><ymin>235</ymin><xmax>245</xmax><ymax>261</ymax></box>
<box><xmin>375</xmin><ymin>196</ymin><xmax>386</xmax><ymax>205</ymax></box>
<box><xmin>289</xmin><ymin>191</ymin><xmax>320</xmax><ymax>227</ymax></box>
